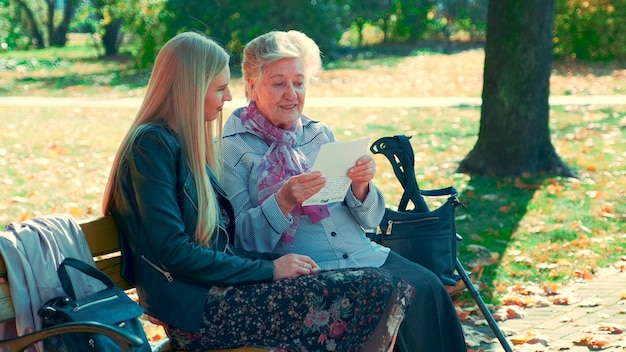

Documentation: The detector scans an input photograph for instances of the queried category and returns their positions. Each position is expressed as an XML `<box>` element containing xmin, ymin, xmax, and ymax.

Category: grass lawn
<box><xmin>1</xmin><ymin>43</ymin><xmax>625</xmax><ymax>305</ymax></box>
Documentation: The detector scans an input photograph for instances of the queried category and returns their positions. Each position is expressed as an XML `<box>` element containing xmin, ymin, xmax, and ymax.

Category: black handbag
<box><xmin>369</xmin><ymin>135</ymin><xmax>463</xmax><ymax>286</ymax></box>
<box><xmin>38</xmin><ymin>257</ymin><xmax>150</xmax><ymax>352</ymax></box>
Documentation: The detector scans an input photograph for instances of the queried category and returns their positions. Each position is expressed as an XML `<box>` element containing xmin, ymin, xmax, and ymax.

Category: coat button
<box><xmin>342</xmin><ymin>253</ymin><xmax>349</xmax><ymax>259</ymax></box>
<box><xmin>331</xmin><ymin>232</ymin><xmax>337</xmax><ymax>237</ymax></box>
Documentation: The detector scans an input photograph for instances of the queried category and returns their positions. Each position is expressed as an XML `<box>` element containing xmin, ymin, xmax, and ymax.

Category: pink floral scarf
<box><xmin>240</xmin><ymin>102</ymin><xmax>330</xmax><ymax>244</ymax></box>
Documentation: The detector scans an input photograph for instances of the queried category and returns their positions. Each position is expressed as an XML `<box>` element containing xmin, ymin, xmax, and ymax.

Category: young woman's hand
<box><xmin>273</xmin><ymin>253</ymin><xmax>321</xmax><ymax>280</ymax></box>
<box><xmin>275</xmin><ymin>172</ymin><xmax>326</xmax><ymax>215</ymax></box>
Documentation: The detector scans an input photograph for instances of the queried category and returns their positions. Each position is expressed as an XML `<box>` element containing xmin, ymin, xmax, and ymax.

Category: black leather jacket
<box><xmin>110</xmin><ymin>123</ymin><xmax>278</xmax><ymax>332</ymax></box>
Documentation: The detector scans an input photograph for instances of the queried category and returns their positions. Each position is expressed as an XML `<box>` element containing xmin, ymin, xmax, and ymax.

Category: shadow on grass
<box><xmin>2</xmin><ymin>53</ymin><xmax>247</xmax><ymax>95</ymax></box>
<box><xmin>334</xmin><ymin>40</ymin><xmax>486</xmax><ymax>58</ymax></box>
<box><xmin>456</xmin><ymin>175</ymin><xmax>542</xmax><ymax>304</ymax></box>
<box><xmin>11</xmin><ymin>67</ymin><xmax>150</xmax><ymax>92</ymax></box>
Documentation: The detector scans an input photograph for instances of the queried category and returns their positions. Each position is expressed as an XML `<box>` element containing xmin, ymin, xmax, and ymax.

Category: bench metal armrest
<box><xmin>0</xmin><ymin>321</ymin><xmax>144</xmax><ymax>352</ymax></box>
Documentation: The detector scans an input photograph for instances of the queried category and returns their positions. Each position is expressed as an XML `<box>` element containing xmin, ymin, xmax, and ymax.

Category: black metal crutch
<box><xmin>371</xmin><ymin>135</ymin><xmax>514</xmax><ymax>352</ymax></box>
<box><xmin>455</xmin><ymin>250</ymin><xmax>513</xmax><ymax>352</ymax></box>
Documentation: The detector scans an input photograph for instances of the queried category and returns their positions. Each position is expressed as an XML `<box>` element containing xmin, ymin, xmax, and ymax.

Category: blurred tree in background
<box><xmin>0</xmin><ymin>0</ymin><xmax>29</xmax><ymax>50</ymax></box>
<box><xmin>10</xmin><ymin>0</ymin><xmax>80</xmax><ymax>48</ymax></box>
<box><xmin>164</xmin><ymin>0</ymin><xmax>351</xmax><ymax>65</ymax></box>
<box><xmin>84</xmin><ymin>0</ymin><xmax>124</xmax><ymax>56</ymax></box>
<box><xmin>71</xmin><ymin>0</ymin><xmax>168</xmax><ymax>61</ymax></box>
<box><xmin>48</xmin><ymin>0</ymin><xmax>80</xmax><ymax>46</ymax></box>
<box><xmin>346</xmin><ymin>0</ymin><xmax>394</xmax><ymax>45</ymax></box>
<box><xmin>1</xmin><ymin>0</ymin><xmax>625</xmax><ymax>67</ymax></box>
<box><xmin>554</xmin><ymin>0</ymin><xmax>626</xmax><ymax>60</ymax></box>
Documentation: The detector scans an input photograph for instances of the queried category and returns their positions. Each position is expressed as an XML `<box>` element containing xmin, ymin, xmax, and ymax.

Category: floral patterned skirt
<box><xmin>164</xmin><ymin>267</ymin><xmax>414</xmax><ymax>351</ymax></box>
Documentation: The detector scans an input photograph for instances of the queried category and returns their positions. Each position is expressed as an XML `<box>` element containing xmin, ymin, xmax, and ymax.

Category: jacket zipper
<box><xmin>184</xmin><ymin>186</ymin><xmax>232</xmax><ymax>255</ymax></box>
<box><xmin>183</xmin><ymin>190</ymin><xmax>199</xmax><ymax>212</ymax></box>
<box><xmin>72</xmin><ymin>295</ymin><xmax>118</xmax><ymax>311</ymax></box>
<box><xmin>217</xmin><ymin>225</ymin><xmax>236</xmax><ymax>255</ymax></box>
<box><xmin>385</xmin><ymin>216</ymin><xmax>440</xmax><ymax>235</ymax></box>
<box><xmin>141</xmin><ymin>255</ymin><xmax>174</xmax><ymax>282</ymax></box>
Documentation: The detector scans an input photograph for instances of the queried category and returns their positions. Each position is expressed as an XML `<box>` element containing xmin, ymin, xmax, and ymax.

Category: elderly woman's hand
<box><xmin>348</xmin><ymin>155</ymin><xmax>376</xmax><ymax>201</ymax></box>
<box><xmin>275</xmin><ymin>171</ymin><xmax>326</xmax><ymax>215</ymax></box>
<box><xmin>273</xmin><ymin>253</ymin><xmax>321</xmax><ymax>280</ymax></box>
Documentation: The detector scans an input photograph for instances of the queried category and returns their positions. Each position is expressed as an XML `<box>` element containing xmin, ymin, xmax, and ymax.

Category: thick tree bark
<box><xmin>458</xmin><ymin>0</ymin><xmax>576</xmax><ymax>177</ymax></box>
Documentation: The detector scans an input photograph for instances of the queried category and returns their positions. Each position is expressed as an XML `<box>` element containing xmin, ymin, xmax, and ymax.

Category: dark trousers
<box><xmin>381</xmin><ymin>251</ymin><xmax>467</xmax><ymax>352</ymax></box>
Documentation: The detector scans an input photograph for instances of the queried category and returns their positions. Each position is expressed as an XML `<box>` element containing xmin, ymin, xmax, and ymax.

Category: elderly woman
<box><xmin>223</xmin><ymin>30</ymin><xmax>467</xmax><ymax>351</ymax></box>
<box><xmin>103</xmin><ymin>31</ymin><xmax>412</xmax><ymax>352</ymax></box>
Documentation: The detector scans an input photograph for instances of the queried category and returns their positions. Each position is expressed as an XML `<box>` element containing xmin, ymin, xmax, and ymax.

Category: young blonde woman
<box><xmin>102</xmin><ymin>31</ymin><xmax>413</xmax><ymax>351</ymax></box>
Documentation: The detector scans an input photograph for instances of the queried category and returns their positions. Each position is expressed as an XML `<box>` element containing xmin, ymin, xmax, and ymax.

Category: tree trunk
<box><xmin>46</xmin><ymin>0</ymin><xmax>54</xmax><ymax>46</ymax></box>
<box><xmin>14</xmin><ymin>0</ymin><xmax>45</xmax><ymax>48</ymax></box>
<box><xmin>50</xmin><ymin>0</ymin><xmax>80</xmax><ymax>47</ymax></box>
<box><xmin>458</xmin><ymin>0</ymin><xmax>576</xmax><ymax>177</ymax></box>
<box><xmin>356</xmin><ymin>19</ymin><xmax>365</xmax><ymax>47</ymax></box>
<box><xmin>101</xmin><ymin>19</ymin><xmax>124</xmax><ymax>56</ymax></box>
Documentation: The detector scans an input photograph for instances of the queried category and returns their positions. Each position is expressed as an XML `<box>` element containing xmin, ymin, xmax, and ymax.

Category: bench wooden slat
<box><xmin>0</xmin><ymin>281</ymin><xmax>13</xmax><ymax>323</ymax></box>
<box><xmin>95</xmin><ymin>255</ymin><xmax>132</xmax><ymax>290</ymax></box>
<box><xmin>81</xmin><ymin>215</ymin><xmax>121</xmax><ymax>257</ymax></box>
<box><xmin>0</xmin><ymin>250</ymin><xmax>8</xmax><ymax>281</ymax></box>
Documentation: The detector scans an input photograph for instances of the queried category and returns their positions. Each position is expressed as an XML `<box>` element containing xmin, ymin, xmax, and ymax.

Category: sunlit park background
<box><xmin>1</xmin><ymin>0</ymin><xmax>625</xmax><ymax>312</ymax></box>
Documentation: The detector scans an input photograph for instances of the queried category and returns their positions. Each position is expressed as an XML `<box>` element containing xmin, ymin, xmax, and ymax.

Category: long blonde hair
<box><xmin>102</xmin><ymin>32</ymin><xmax>229</xmax><ymax>247</ymax></box>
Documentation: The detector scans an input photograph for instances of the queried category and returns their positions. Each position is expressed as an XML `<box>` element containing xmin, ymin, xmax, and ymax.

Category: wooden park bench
<box><xmin>0</xmin><ymin>216</ymin><xmax>266</xmax><ymax>352</ymax></box>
